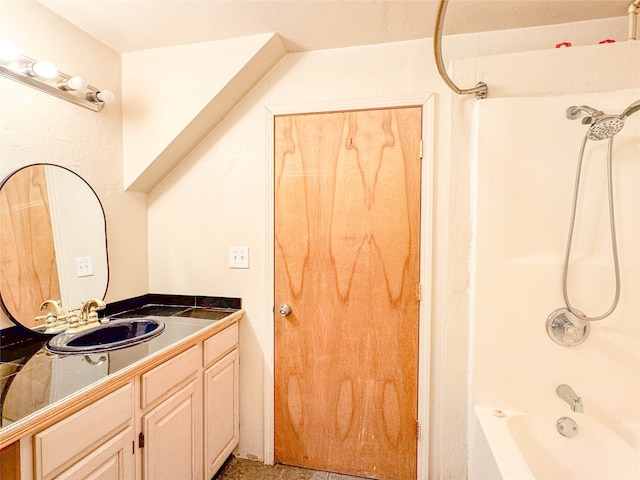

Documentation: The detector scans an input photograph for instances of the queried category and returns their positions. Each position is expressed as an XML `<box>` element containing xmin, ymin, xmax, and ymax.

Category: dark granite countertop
<box><xmin>0</xmin><ymin>298</ymin><xmax>241</xmax><ymax>439</ymax></box>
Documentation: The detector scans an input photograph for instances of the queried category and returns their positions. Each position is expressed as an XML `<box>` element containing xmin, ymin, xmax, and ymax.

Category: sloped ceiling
<box><xmin>39</xmin><ymin>0</ymin><xmax>631</xmax><ymax>54</ymax></box>
<box><xmin>34</xmin><ymin>0</ymin><xmax>634</xmax><ymax>193</ymax></box>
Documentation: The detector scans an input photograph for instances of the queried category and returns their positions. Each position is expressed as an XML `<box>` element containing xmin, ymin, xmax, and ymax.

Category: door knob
<box><xmin>279</xmin><ymin>304</ymin><xmax>292</xmax><ymax>317</ymax></box>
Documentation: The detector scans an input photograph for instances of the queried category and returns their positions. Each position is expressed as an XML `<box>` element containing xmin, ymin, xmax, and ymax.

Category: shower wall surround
<box><xmin>471</xmin><ymin>90</ymin><xmax>640</xmax><ymax>418</ymax></box>
<box><xmin>469</xmin><ymin>89</ymin><xmax>640</xmax><ymax>478</ymax></box>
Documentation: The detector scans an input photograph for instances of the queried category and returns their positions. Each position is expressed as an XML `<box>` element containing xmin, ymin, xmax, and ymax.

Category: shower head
<box><xmin>586</xmin><ymin>115</ymin><xmax>626</xmax><ymax>141</ymax></box>
<box><xmin>566</xmin><ymin>100</ymin><xmax>640</xmax><ymax>141</ymax></box>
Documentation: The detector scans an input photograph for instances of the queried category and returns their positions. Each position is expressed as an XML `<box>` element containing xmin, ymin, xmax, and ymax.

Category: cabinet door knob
<box><xmin>279</xmin><ymin>304</ymin><xmax>292</xmax><ymax>317</ymax></box>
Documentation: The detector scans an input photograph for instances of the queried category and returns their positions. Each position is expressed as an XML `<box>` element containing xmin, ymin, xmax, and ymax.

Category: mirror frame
<box><xmin>0</xmin><ymin>163</ymin><xmax>109</xmax><ymax>334</ymax></box>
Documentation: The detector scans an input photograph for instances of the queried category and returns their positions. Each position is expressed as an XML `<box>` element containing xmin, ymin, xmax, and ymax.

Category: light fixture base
<box><xmin>0</xmin><ymin>47</ymin><xmax>110</xmax><ymax>112</ymax></box>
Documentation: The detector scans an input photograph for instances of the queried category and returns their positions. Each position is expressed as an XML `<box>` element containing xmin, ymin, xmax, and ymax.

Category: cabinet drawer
<box><xmin>204</xmin><ymin>323</ymin><xmax>238</xmax><ymax>368</ymax></box>
<box><xmin>34</xmin><ymin>383</ymin><xmax>133</xmax><ymax>480</ymax></box>
<box><xmin>141</xmin><ymin>345</ymin><xmax>199</xmax><ymax>408</ymax></box>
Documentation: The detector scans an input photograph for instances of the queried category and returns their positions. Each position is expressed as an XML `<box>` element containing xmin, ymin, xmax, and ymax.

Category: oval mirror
<box><xmin>0</xmin><ymin>164</ymin><xmax>108</xmax><ymax>332</ymax></box>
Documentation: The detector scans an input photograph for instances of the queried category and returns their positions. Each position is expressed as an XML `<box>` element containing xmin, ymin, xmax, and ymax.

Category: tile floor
<box><xmin>214</xmin><ymin>455</ymin><xmax>369</xmax><ymax>480</ymax></box>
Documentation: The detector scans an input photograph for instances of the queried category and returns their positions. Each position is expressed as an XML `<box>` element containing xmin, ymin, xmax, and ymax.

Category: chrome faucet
<box><xmin>556</xmin><ymin>384</ymin><xmax>583</xmax><ymax>413</ymax></box>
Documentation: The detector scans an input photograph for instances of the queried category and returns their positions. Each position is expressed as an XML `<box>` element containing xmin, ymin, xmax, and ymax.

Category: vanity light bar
<box><xmin>0</xmin><ymin>40</ymin><xmax>114</xmax><ymax>112</ymax></box>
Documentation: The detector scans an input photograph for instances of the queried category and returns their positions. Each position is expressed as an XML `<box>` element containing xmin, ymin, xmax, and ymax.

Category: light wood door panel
<box><xmin>274</xmin><ymin>107</ymin><xmax>422</xmax><ymax>480</ymax></box>
<box><xmin>0</xmin><ymin>164</ymin><xmax>60</xmax><ymax>326</ymax></box>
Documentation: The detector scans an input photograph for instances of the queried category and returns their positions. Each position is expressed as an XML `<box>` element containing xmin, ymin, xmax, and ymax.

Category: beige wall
<box><xmin>0</xmin><ymin>1</ymin><xmax>148</xmax><ymax>330</ymax></box>
<box><xmin>147</xmin><ymin>37</ymin><xmax>446</xmax><ymax>467</ymax></box>
<box><xmin>145</xmin><ymin>20</ymin><xmax>635</xmax><ymax>478</ymax></box>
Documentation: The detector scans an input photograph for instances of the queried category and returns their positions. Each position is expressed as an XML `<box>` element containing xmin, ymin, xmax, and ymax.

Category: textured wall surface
<box><xmin>0</xmin><ymin>1</ymin><xmax>148</xmax><ymax>329</ymax></box>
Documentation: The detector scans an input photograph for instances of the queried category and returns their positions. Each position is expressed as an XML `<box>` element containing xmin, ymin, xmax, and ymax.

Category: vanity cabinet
<box><xmin>8</xmin><ymin>318</ymin><xmax>240</xmax><ymax>480</ymax></box>
<box><xmin>139</xmin><ymin>345</ymin><xmax>203</xmax><ymax>480</ymax></box>
<box><xmin>33</xmin><ymin>382</ymin><xmax>135</xmax><ymax>480</ymax></box>
<box><xmin>142</xmin><ymin>378</ymin><xmax>202</xmax><ymax>480</ymax></box>
<box><xmin>203</xmin><ymin>322</ymin><xmax>240</xmax><ymax>478</ymax></box>
<box><xmin>140</xmin><ymin>323</ymin><xmax>240</xmax><ymax>480</ymax></box>
<box><xmin>55</xmin><ymin>426</ymin><xmax>135</xmax><ymax>480</ymax></box>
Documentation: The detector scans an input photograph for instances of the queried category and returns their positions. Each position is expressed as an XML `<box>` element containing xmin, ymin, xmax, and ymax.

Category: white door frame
<box><xmin>264</xmin><ymin>94</ymin><xmax>435</xmax><ymax>479</ymax></box>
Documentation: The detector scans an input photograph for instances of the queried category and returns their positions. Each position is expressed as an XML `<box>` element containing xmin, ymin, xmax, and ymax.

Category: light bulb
<box><xmin>58</xmin><ymin>76</ymin><xmax>87</xmax><ymax>91</ymax></box>
<box><xmin>0</xmin><ymin>39</ymin><xmax>19</xmax><ymax>62</ymax></box>
<box><xmin>87</xmin><ymin>89</ymin><xmax>115</xmax><ymax>104</ymax></box>
<box><xmin>26</xmin><ymin>60</ymin><xmax>58</xmax><ymax>79</ymax></box>
<box><xmin>96</xmin><ymin>90</ymin><xmax>115</xmax><ymax>103</ymax></box>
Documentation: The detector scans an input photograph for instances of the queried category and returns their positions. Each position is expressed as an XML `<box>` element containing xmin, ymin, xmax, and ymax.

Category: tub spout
<box><xmin>556</xmin><ymin>384</ymin><xmax>584</xmax><ymax>413</ymax></box>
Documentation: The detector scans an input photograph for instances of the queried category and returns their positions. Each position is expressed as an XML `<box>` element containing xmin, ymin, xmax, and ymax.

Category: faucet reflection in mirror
<box><xmin>0</xmin><ymin>38</ymin><xmax>115</xmax><ymax>112</ymax></box>
<box><xmin>37</xmin><ymin>299</ymin><xmax>67</xmax><ymax>334</ymax></box>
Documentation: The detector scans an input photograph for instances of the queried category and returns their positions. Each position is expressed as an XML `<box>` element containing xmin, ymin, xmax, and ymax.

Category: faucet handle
<box><xmin>35</xmin><ymin>312</ymin><xmax>55</xmax><ymax>326</ymax></box>
<box><xmin>66</xmin><ymin>308</ymin><xmax>81</xmax><ymax>325</ymax></box>
<box><xmin>87</xmin><ymin>306</ymin><xmax>101</xmax><ymax>322</ymax></box>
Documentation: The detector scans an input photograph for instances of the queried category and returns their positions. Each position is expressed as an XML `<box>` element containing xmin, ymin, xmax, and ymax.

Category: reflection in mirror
<box><xmin>0</xmin><ymin>164</ymin><xmax>108</xmax><ymax>332</ymax></box>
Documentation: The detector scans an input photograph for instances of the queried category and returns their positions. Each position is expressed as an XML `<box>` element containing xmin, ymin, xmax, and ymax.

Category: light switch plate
<box><xmin>228</xmin><ymin>246</ymin><xmax>249</xmax><ymax>269</ymax></box>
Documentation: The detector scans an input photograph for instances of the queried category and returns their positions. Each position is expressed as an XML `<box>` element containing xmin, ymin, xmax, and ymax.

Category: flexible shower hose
<box><xmin>562</xmin><ymin>132</ymin><xmax>621</xmax><ymax>321</ymax></box>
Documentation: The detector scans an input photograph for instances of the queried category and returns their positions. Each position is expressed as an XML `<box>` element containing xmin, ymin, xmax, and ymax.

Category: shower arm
<box><xmin>622</xmin><ymin>100</ymin><xmax>640</xmax><ymax>118</ymax></box>
<box><xmin>433</xmin><ymin>0</ymin><xmax>488</xmax><ymax>99</ymax></box>
<box><xmin>629</xmin><ymin>0</ymin><xmax>640</xmax><ymax>41</ymax></box>
<box><xmin>566</xmin><ymin>105</ymin><xmax>604</xmax><ymax>121</ymax></box>
<box><xmin>567</xmin><ymin>101</ymin><xmax>640</xmax><ymax>122</ymax></box>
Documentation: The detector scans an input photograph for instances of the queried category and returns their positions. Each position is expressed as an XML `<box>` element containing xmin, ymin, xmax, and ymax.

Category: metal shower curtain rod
<box><xmin>433</xmin><ymin>0</ymin><xmax>488</xmax><ymax>99</ymax></box>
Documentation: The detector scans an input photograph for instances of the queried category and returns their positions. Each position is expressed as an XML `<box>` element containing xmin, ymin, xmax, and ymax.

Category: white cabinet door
<box><xmin>204</xmin><ymin>349</ymin><xmax>239</xmax><ymax>479</ymax></box>
<box><xmin>56</xmin><ymin>427</ymin><xmax>135</xmax><ymax>480</ymax></box>
<box><xmin>34</xmin><ymin>383</ymin><xmax>133</xmax><ymax>480</ymax></box>
<box><xmin>141</xmin><ymin>377</ymin><xmax>202</xmax><ymax>480</ymax></box>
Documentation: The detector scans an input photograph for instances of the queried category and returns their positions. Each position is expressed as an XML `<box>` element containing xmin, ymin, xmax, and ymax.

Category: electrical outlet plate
<box><xmin>76</xmin><ymin>256</ymin><xmax>94</xmax><ymax>277</ymax></box>
<box><xmin>228</xmin><ymin>246</ymin><xmax>249</xmax><ymax>269</ymax></box>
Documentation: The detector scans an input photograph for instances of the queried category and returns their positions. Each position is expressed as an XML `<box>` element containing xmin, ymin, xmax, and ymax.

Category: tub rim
<box><xmin>471</xmin><ymin>405</ymin><xmax>535</xmax><ymax>480</ymax></box>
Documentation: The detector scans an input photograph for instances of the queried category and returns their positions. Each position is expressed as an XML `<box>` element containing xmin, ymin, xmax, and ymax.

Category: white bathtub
<box><xmin>469</xmin><ymin>406</ymin><xmax>640</xmax><ymax>480</ymax></box>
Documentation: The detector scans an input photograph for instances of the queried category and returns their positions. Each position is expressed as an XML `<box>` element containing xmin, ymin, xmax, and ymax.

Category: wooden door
<box><xmin>274</xmin><ymin>106</ymin><xmax>422</xmax><ymax>480</ymax></box>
